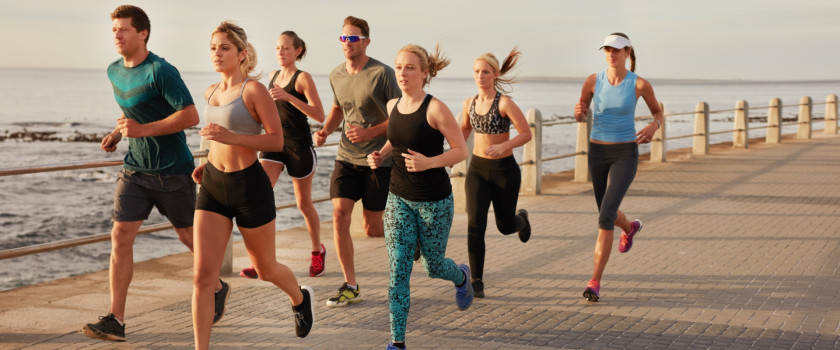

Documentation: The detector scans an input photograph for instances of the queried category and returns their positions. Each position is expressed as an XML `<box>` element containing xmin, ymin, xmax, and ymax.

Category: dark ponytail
<box><xmin>610</xmin><ymin>32</ymin><xmax>635</xmax><ymax>72</ymax></box>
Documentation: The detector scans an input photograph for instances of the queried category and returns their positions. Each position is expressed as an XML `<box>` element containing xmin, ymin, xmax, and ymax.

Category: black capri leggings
<box><xmin>588</xmin><ymin>142</ymin><xmax>638</xmax><ymax>230</ymax></box>
<box><xmin>466</xmin><ymin>155</ymin><xmax>527</xmax><ymax>281</ymax></box>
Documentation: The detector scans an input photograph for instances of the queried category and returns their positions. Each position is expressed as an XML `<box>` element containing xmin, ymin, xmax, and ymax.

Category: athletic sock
<box><xmin>392</xmin><ymin>342</ymin><xmax>406</xmax><ymax>349</ymax></box>
<box><xmin>346</xmin><ymin>283</ymin><xmax>357</xmax><ymax>290</ymax></box>
<box><xmin>456</xmin><ymin>271</ymin><xmax>466</xmax><ymax>288</ymax></box>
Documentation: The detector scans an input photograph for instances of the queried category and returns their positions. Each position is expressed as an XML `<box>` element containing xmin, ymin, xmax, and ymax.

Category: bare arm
<box><xmin>406</xmin><ymin>98</ymin><xmax>468</xmax><ymax>172</ymax></box>
<box><xmin>270</xmin><ymin>71</ymin><xmax>325</xmax><ymax>123</ymax></box>
<box><xmin>484</xmin><ymin>96</ymin><xmax>532</xmax><ymax>157</ymax></box>
<box><xmin>118</xmin><ymin>105</ymin><xmax>199</xmax><ymax>138</ymax></box>
<box><xmin>314</xmin><ymin>104</ymin><xmax>344</xmax><ymax>146</ymax></box>
<box><xmin>574</xmin><ymin>74</ymin><xmax>597</xmax><ymax>122</ymax></box>
<box><xmin>635</xmin><ymin>76</ymin><xmax>663</xmax><ymax>144</ymax></box>
<box><xmin>459</xmin><ymin>97</ymin><xmax>473</xmax><ymax>143</ymax></box>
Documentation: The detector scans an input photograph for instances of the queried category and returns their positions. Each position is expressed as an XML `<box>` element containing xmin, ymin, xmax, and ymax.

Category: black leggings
<box><xmin>588</xmin><ymin>142</ymin><xmax>638</xmax><ymax>230</ymax></box>
<box><xmin>466</xmin><ymin>155</ymin><xmax>527</xmax><ymax>281</ymax></box>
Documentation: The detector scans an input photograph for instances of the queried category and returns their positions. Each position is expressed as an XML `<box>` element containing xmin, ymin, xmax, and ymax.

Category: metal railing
<box><xmin>1</xmin><ymin>94</ymin><xmax>837</xmax><ymax>261</ymax></box>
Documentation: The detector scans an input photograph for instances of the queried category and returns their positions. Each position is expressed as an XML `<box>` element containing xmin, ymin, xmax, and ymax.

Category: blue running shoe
<box><xmin>455</xmin><ymin>264</ymin><xmax>474</xmax><ymax>310</ymax></box>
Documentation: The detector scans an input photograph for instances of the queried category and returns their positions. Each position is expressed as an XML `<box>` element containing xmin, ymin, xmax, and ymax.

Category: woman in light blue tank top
<box><xmin>190</xmin><ymin>22</ymin><xmax>314</xmax><ymax>349</ymax></box>
<box><xmin>573</xmin><ymin>33</ymin><xmax>664</xmax><ymax>302</ymax></box>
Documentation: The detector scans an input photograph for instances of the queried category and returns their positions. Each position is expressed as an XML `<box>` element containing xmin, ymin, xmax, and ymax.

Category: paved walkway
<box><xmin>1</xmin><ymin>135</ymin><xmax>839</xmax><ymax>349</ymax></box>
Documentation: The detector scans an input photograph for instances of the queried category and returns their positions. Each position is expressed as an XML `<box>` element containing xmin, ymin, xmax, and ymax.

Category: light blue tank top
<box><xmin>204</xmin><ymin>79</ymin><xmax>262</xmax><ymax>135</ymax></box>
<box><xmin>591</xmin><ymin>70</ymin><xmax>638</xmax><ymax>142</ymax></box>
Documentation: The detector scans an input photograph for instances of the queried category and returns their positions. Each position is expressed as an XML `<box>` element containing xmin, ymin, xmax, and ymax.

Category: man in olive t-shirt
<box><xmin>314</xmin><ymin>15</ymin><xmax>400</xmax><ymax>308</ymax></box>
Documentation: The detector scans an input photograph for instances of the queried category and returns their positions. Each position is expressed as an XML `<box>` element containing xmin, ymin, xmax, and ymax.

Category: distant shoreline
<box><xmin>1</xmin><ymin>66</ymin><xmax>839</xmax><ymax>85</ymax></box>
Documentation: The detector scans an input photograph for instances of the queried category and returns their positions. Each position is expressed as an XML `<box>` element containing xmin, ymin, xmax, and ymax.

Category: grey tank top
<box><xmin>204</xmin><ymin>79</ymin><xmax>262</xmax><ymax>135</ymax></box>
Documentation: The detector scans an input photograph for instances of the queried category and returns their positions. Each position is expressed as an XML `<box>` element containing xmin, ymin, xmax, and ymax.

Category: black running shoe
<box><xmin>472</xmin><ymin>278</ymin><xmax>485</xmax><ymax>298</ymax></box>
<box><xmin>213</xmin><ymin>279</ymin><xmax>230</xmax><ymax>324</ymax></box>
<box><xmin>82</xmin><ymin>313</ymin><xmax>125</xmax><ymax>342</ymax></box>
<box><xmin>293</xmin><ymin>286</ymin><xmax>315</xmax><ymax>337</ymax></box>
<box><xmin>517</xmin><ymin>209</ymin><xmax>531</xmax><ymax>243</ymax></box>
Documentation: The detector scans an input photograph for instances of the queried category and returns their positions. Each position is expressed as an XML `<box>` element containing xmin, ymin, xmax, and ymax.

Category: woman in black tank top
<box><xmin>366</xmin><ymin>44</ymin><xmax>470</xmax><ymax>350</ymax></box>
<box><xmin>458</xmin><ymin>48</ymin><xmax>533</xmax><ymax>299</ymax></box>
<box><xmin>240</xmin><ymin>31</ymin><xmax>329</xmax><ymax>280</ymax></box>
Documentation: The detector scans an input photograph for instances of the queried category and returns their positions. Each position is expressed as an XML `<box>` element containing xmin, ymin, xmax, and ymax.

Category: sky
<box><xmin>2</xmin><ymin>0</ymin><xmax>839</xmax><ymax>81</ymax></box>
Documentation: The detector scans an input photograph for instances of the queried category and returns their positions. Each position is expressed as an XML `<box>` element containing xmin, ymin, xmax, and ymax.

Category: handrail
<box><xmin>0</xmin><ymin>195</ymin><xmax>335</xmax><ymax>260</ymax></box>
<box><xmin>1</xmin><ymin>93</ymin><xmax>836</xmax><ymax>261</ymax></box>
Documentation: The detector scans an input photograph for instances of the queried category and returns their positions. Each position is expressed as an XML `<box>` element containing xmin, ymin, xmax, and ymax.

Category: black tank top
<box><xmin>269</xmin><ymin>70</ymin><xmax>312</xmax><ymax>146</ymax></box>
<box><xmin>387</xmin><ymin>94</ymin><xmax>451</xmax><ymax>202</ymax></box>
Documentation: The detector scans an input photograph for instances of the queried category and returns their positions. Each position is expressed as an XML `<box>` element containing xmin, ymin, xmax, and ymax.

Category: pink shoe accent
<box><xmin>239</xmin><ymin>266</ymin><xmax>258</xmax><ymax>279</ymax></box>
<box><xmin>310</xmin><ymin>243</ymin><xmax>326</xmax><ymax>277</ymax></box>
<box><xmin>583</xmin><ymin>280</ymin><xmax>601</xmax><ymax>301</ymax></box>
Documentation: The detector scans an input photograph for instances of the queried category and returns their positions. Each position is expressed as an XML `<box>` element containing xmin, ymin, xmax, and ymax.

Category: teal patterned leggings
<box><xmin>384</xmin><ymin>193</ymin><xmax>465</xmax><ymax>342</ymax></box>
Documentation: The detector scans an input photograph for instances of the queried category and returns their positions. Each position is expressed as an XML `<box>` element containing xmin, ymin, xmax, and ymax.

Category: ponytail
<box><xmin>281</xmin><ymin>31</ymin><xmax>307</xmax><ymax>61</ymax></box>
<box><xmin>476</xmin><ymin>46</ymin><xmax>521</xmax><ymax>93</ymax></box>
<box><xmin>398</xmin><ymin>43</ymin><xmax>450</xmax><ymax>87</ymax></box>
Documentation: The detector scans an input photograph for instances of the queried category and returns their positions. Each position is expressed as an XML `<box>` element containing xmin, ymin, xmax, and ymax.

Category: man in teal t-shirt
<box><xmin>82</xmin><ymin>5</ymin><xmax>226</xmax><ymax>342</ymax></box>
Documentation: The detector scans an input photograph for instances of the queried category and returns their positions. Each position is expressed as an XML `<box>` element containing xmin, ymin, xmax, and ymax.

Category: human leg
<box><xmin>488</xmin><ymin>157</ymin><xmax>527</xmax><ymax>235</ymax></box>
<box><xmin>191</xmin><ymin>210</ymin><xmax>233</xmax><ymax>350</ymax></box>
<box><xmin>332</xmin><ymin>197</ymin><xmax>356</xmax><ymax>286</ymax></box>
<box><xmin>384</xmin><ymin>194</ymin><xmax>418</xmax><ymax>343</ymax></box>
<box><xmin>465</xmin><ymin>162</ymin><xmax>491</xmax><ymax>284</ymax></box>
<box><xmin>292</xmin><ymin>175</ymin><xmax>322</xmax><ymax>252</ymax></box>
<box><xmin>107</xmin><ymin>220</ymin><xmax>142</xmax><ymax>323</ymax></box>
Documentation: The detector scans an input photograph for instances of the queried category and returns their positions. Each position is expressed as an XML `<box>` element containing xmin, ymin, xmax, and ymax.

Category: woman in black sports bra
<box><xmin>239</xmin><ymin>31</ymin><xmax>329</xmax><ymax>280</ymax></box>
<box><xmin>458</xmin><ymin>48</ymin><xmax>533</xmax><ymax>298</ymax></box>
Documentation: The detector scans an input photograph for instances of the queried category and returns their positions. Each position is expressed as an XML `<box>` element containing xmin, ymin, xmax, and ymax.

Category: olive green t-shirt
<box><xmin>329</xmin><ymin>57</ymin><xmax>401</xmax><ymax>166</ymax></box>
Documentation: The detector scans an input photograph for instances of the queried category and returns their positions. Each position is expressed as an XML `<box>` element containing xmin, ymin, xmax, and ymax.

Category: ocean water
<box><xmin>0</xmin><ymin>67</ymin><xmax>837</xmax><ymax>291</ymax></box>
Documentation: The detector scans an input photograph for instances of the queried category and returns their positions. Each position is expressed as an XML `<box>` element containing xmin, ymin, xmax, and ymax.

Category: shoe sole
<box><xmin>213</xmin><ymin>282</ymin><xmax>231</xmax><ymax>325</ymax></box>
<box><xmin>82</xmin><ymin>326</ymin><xmax>126</xmax><ymax>342</ymax></box>
<box><xmin>298</xmin><ymin>286</ymin><xmax>315</xmax><ymax>338</ymax></box>
<box><xmin>325</xmin><ymin>296</ymin><xmax>362</xmax><ymax>307</ymax></box>
<box><xmin>310</xmin><ymin>270</ymin><xmax>326</xmax><ymax>277</ymax></box>
<box><xmin>583</xmin><ymin>288</ymin><xmax>600</xmax><ymax>302</ymax></box>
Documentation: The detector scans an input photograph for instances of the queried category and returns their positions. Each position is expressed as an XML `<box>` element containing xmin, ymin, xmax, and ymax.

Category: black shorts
<box><xmin>259</xmin><ymin>143</ymin><xmax>317</xmax><ymax>179</ymax></box>
<box><xmin>112</xmin><ymin>169</ymin><xmax>196</xmax><ymax>228</ymax></box>
<box><xmin>329</xmin><ymin>160</ymin><xmax>390</xmax><ymax>211</ymax></box>
<box><xmin>196</xmin><ymin>161</ymin><xmax>276</xmax><ymax>229</ymax></box>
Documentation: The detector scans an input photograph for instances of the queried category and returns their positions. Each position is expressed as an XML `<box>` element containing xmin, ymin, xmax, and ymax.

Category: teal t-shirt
<box><xmin>107</xmin><ymin>52</ymin><xmax>195</xmax><ymax>175</ymax></box>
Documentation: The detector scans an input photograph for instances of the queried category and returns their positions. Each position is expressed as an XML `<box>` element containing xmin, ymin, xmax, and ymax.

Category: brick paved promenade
<box><xmin>1</xmin><ymin>135</ymin><xmax>839</xmax><ymax>349</ymax></box>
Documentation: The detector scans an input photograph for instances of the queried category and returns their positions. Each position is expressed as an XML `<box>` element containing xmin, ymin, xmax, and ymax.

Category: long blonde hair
<box><xmin>475</xmin><ymin>47</ymin><xmax>521</xmax><ymax>93</ymax></box>
<box><xmin>212</xmin><ymin>21</ymin><xmax>261</xmax><ymax>80</ymax></box>
<box><xmin>398</xmin><ymin>43</ymin><xmax>450</xmax><ymax>87</ymax></box>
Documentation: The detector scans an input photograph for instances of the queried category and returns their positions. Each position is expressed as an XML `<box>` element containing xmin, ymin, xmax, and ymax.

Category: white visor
<box><xmin>600</xmin><ymin>35</ymin><xmax>632</xmax><ymax>49</ymax></box>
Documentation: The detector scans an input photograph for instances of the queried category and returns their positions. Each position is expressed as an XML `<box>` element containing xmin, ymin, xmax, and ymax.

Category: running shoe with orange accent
<box><xmin>618</xmin><ymin>219</ymin><xmax>643</xmax><ymax>253</ymax></box>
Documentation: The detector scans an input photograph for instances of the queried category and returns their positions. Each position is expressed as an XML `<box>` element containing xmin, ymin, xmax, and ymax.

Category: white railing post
<box><xmin>693</xmin><ymin>102</ymin><xmax>709</xmax><ymax>155</ymax></box>
<box><xmin>824</xmin><ymin>94</ymin><xmax>837</xmax><ymax>135</ymax></box>
<box><xmin>766</xmin><ymin>98</ymin><xmax>782</xmax><ymax>144</ymax></box>
<box><xmin>650</xmin><ymin>102</ymin><xmax>666</xmax><ymax>162</ymax></box>
<box><xmin>451</xmin><ymin>133</ymin><xmax>473</xmax><ymax>213</ymax></box>
<box><xmin>798</xmin><ymin>96</ymin><xmax>812</xmax><ymax>139</ymax></box>
<box><xmin>199</xmin><ymin>138</ymin><xmax>232</xmax><ymax>275</ymax></box>
<box><xmin>574</xmin><ymin>109</ymin><xmax>591</xmax><ymax>182</ymax></box>
<box><xmin>733</xmin><ymin>99</ymin><xmax>749</xmax><ymax>149</ymax></box>
<box><xmin>520</xmin><ymin>109</ymin><xmax>542</xmax><ymax>195</ymax></box>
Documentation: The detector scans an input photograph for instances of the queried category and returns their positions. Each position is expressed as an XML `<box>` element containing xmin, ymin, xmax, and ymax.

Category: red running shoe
<box><xmin>310</xmin><ymin>243</ymin><xmax>326</xmax><ymax>277</ymax></box>
<box><xmin>239</xmin><ymin>266</ymin><xmax>258</xmax><ymax>279</ymax></box>
<box><xmin>618</xmin><ymin>219</ymin><xmax>643</xmax><ymax>253</ymax></box>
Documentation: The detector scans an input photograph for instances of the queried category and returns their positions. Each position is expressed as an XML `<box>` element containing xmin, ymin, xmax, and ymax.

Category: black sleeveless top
<box><xmin>269</xmin><ymin>70</ymin><xmax>312</xmax><ymax>146</ymax></box>
<box><xmin>387</xmin><ymin>94</ymin><xmax>451</xmax><ymax>202</ymax></box>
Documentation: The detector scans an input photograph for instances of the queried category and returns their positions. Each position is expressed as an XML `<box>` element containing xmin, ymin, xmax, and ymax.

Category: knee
<box><xmin>333</xmin><ymin>208</ymin><xmax>352</xmax><ymax>226</ymax></box>
<box><xmin>422</xmin><ymin>261</ymin><xmax>448</xmax><ymax>279</ymax></box>
<box><xmin>598</xmin><ymin>214</ymin><xmax>615</xmax><ymax>231</ymax></box>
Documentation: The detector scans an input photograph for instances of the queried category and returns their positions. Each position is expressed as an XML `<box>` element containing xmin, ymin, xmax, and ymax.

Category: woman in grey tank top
<box><xmin>190</xmin><ymin>21</ymin><xmax>314</xmax><ymax>349</ymax></box>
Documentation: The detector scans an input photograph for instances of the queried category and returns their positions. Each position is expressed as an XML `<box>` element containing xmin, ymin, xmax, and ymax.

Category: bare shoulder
<box><xmin>204</xmin><ymin>83</ymin><xmax>219</xmax><ymax>100</ymax></box>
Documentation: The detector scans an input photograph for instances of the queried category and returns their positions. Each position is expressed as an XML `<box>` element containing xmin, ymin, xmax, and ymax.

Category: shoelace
<box><xmin>310</xmin><ymin>256</ymin><xmax>324</xmax><ymax>270</ymax></box>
